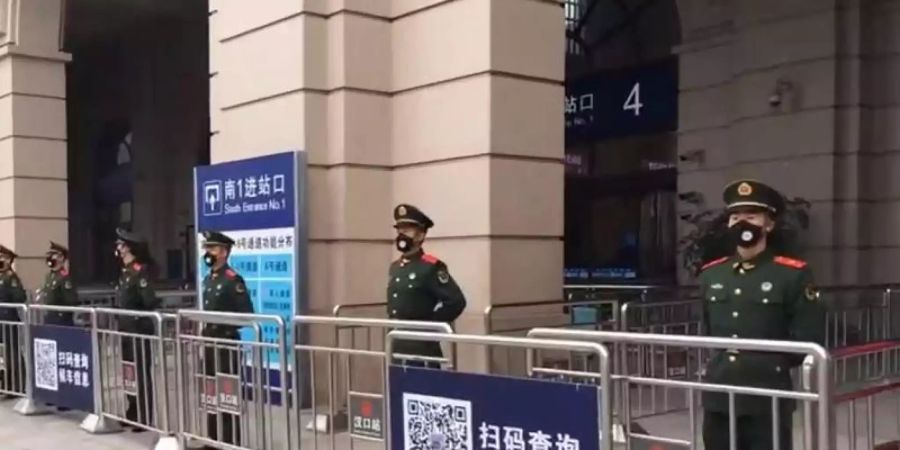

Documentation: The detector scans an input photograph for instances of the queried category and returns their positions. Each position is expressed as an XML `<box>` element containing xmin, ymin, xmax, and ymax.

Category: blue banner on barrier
<box><xmin>31</xmin><ymin>325</ymin><xmax>94</xmax><ymax>412</ymax></box>
<box><xmin>389</xmin><ymin>366</ymin><xmax>601</xmax><ymax>450</ymax></box>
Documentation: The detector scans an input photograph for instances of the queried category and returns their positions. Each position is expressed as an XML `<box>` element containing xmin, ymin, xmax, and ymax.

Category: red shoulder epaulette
<box><xmin>132</xmin><ymin>262</ymin><xmax>143</xmax><ymax>271</ymax></box>
<box><xmin>60</xmin><ymin>269</ymin><xmax>69</xmax><ymax>276</ymax></box>
<box><xmin>700</xmin><ymin>257</ymin><xmax>729</xmax><ymax>271</ymax></box>
<box><xmin>225</xmin><ymin>269</ymin><xmax>237</xmax><ymax>278</ymax></box>
<box><xmin>774</xmin><ymin>256</ymin><xmax>807</xmax><ymax>269</ymax></box>
<box><xmin>421</xmin><ymin>254</ymin><xmax>439</xmax><ymax>265</ymax></box>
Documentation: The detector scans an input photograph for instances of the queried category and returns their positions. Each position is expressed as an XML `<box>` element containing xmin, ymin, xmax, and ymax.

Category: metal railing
<box><xmin>332</xmin><ymin>302</ymin><xmax>389</xmax><ymax>319</ymax></box>
<box><xmin>0</xmin><ymin>294</ymin><xmax>895</xmax><ymax>448</ymax></box>
<box><xmin>291</xmin><ymin>316</ymin><xmax>455</xmax><ymax>449</ymax></box>
<box><xmin>93</xmin><ymin>308</ymin><xmax>174</xmax><ymax>435</ymax></box>
<box><xmin>483</xmin><ymin>297</ymin><xmax>621</xmax><ymax>374</ymax></box>
<box><xmin>0</xmin><ymin>304</ymin><xmax>27</xmax><ymax>400</ymax></box>
<box><xmin>831</xmin><ymin>340</ymin><xmax>900</xmax><ymax>450</ymax></box>
<box><xmin>527</xmin><ymin>328</ymin><xmax>833</xmax><ymax>450</ymax></box>
<box><xmin>76</xmin><ymin>288</ymin><xmax>198</xmax><ymax>310</ymax></box>
<box><xmin>174</xmin><ymin>310</ymin><xmax>289</xmax><ymax>450</ymax></box>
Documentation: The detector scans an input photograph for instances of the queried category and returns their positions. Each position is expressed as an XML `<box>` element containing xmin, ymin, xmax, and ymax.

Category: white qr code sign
<box><xmin>403</xmin><ymin>392</ymin><xmax>473</xmax><ymax>450</ymax></box>
<box><xmin>34</xmin><ymin>338</ymin><xmax>59</xmax><ymax>391</ymax></box>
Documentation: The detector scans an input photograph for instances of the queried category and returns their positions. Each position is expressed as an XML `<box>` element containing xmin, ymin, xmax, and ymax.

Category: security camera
<box><xmin>677</xmin><ymin>191</ymin><xmax>703</xmax><ymax>204</ymax></box>
<box><xmin>679</xmin><ymin>149</ymin><xmax>706</xmax><ymax>164</ymax></box>
<box><xmin>769</xmin><ymin>78</ymin><xmax>793</xmax><ymax>109</ymax></box>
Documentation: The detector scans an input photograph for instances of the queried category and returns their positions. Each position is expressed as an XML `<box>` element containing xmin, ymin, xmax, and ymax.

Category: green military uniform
<box><xmin>114</xmin><ymin>229</ymin><xmax>159</xmax><ymax>429</ymax></box>
<box><xmin>36</xmin><ymin>242</ymin><xmax>79</xmax><ymax>326</ymax></box>
<box><xmin>0</xmin><ymin>245</ymin><xmax>25</xmax><ymax>395</ymax></box>
<box><xmin>698</xmin><ymin>180</ymin><xmax>826</xmax><ymax>450</ymax></box>
<box><xmin>116</xmin><ymin>262</ymin><xmax>160</xmax><ymax>333</ymax></box>
<box><xmin>200</xmin><ymin>231</ymin><xmax>253</xmax><ymax>447</ymax></box>
<box><xmin>387</xmin><ymin>204</ymin><xmax>466</xmax><ymax>361</ymax></box>
<box><xmin>0</xmin><ymin>245</ymin><xmax>26</xmax><ymax>316</ymax></box>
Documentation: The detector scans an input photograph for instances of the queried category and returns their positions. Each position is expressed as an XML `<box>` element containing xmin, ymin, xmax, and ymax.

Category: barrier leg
<box><xmin>15</xmin><ymin>321</ymin><xmax>49</xmax><ymax>416</ymax></box>
<box><xmin>80</xmin><ymin>413</ymin><xmax>123</xmax><ymax>434</ymax></box>
<box><xmin>81</xmin><ymin>312</ymin><xmax>123</xmax><ymax>434</ymax></box>
<box><xmin>153</xmin><ymin>436</ymin><xmax>182</xmax><ymax>450</ymax></box>
<box><xmin>13</xmin><ymin>396</ymin><xmax>50</xmax><ymax>416</ymax></box>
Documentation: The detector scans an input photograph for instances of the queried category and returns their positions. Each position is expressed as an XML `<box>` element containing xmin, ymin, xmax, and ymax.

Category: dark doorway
<box><xmin>63</xmin><ymin>0</ymin><xmax>209</xmax><ymax>286</ymax></box>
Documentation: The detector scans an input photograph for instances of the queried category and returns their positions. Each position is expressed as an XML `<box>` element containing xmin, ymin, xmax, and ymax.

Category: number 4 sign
<box><xmin>623</xmin><ymin>82</ymin><xmax>643</xmax><ymax>117</ymax></box>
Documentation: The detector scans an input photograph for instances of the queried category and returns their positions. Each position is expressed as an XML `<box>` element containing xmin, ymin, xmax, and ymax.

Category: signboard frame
<box><xmin>30</xmin><ymin>324</ymin><xmax>95</xmax><ymax>412</ymax></box>
<box><xmin>192</xmin><ymin>150</ymin><xmax>309</xmax><ymax>369</ymax></box>
<box><xmin>388</xmin><ymin>365</ymin><xmax>603</xmax><ymax>450</ymax></box>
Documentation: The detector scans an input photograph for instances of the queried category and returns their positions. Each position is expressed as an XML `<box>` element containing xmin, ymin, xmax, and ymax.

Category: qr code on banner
<box><xmin>403</xmin><ymin>393</ymin><xmax>472</xmax><ymax>450</ymax></box>
<box><xmin>33</xmin><ymin>338</ymin><xmax>58</xmax><ymax>391</ymax></box>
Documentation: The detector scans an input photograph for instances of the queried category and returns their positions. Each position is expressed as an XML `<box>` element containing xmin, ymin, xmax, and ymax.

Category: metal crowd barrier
<box><xmin>332</xmin><ymin>302</ymin><xmax>388</xmax><ymax>319</ymax></box>
<box><xmin>527</xmin><ymin>328</ymin><xmax>833</xmax><ymax>450</ymax></box>
<box><xmin>291</xmin><ymin>316</ymin><xmax>455</xmax><ymax>449</ymax></box>
<box><xmin>384</xmin><ymin>330</ymin><xmax>614</xmax><ymax>450</ymax></box>
<box><xmin>25</xmin><ymin>304</ymin><xmax>122</xmax><ymax>433</ymax></box>
<box><xmin>93</xmin><ymin>308</ymin><xmax>175</xmax><ymax>436</ymax></box>
<box><xmin>0</xmin><ymin>298</ymin><xmax>895</xmax><ymax>449</ymax></box>
<box><xmin>77</xmin><ymin>288</ymin><xmax>198</xmax><ymax>310</ymax></box>
<box><xmin>831</xmin><ymin>340</ymin><xmax>900</xmax><ymax>450</ymax></box>
<box><xmin>618</xmin><ymin>285</ymin><xmax>900</xmax><ymax>343</ymax></box>
<box><xmin>482</xmin><ymin>298</ymin><xmax>621</xmax><ymax>375</ymax></box>
<box><xmin>174</xmin><ymin>310</ymin><xmax>289</xmax><ymax>450</ymax></box>
<box><xmin>0</xmin><ymin>304</ymin><xmax>27</xmax><ymax>400</ymax></box>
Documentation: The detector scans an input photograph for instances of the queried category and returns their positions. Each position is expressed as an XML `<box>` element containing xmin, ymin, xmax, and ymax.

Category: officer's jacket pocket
<box><xmin>755</xmin><ymin>291</ymin><xmax>784</xmax><ymax>305</ymax></box>
<box><xmin>705</xmin><ymin>287</ymin><xmax>730</xmax><ymax>304</ymax></box>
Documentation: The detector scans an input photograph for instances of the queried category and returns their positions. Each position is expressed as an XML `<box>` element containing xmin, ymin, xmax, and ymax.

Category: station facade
<box><xmin>1</xmin><ymin>0</ymin><xmax>899</xmax><ymax>360</ymax></box>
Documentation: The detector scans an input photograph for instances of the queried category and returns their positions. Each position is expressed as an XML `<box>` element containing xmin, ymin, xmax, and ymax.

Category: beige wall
<box><xmin>209</xmin><ymin>0</ymin><xmax>565</xmax><ymax>371</ymax></box>
<box><xmin>0</xmin><ymin>0</ymin><xmax>70</xmax><ymax>288</ymax></box>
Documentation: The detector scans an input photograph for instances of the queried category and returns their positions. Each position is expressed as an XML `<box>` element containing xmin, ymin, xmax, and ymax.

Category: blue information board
<box><xmin>389</xmin><ymin>366</ymin><xmax>601</xmax><ymax>450</ymax></box>
<box><xmin>31</xmin><ymin>325</ymin><xmax>95</xmax><ymax>412</ymax></box>
<box><xmin>194</xmin><ymin>151</ymin><xmax>308</xmax><ymax>367</ymax></box>
<box><xmin>565</xmin><ymin>58</ymin><xmax>678</xmax><ymax>143</ymax></box>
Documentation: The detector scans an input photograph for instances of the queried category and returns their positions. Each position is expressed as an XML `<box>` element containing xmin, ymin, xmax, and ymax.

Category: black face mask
<box><xmin>395</xmin><ymin>234</ymin><xmax>416</xmax><ymax>253</ymax></box>
<box><xmin>730</xmin><ymin>221</ymin><xmax>765</xmax><ymax>248</ymax></box>
<box><xmin>203</xmin><ymin>252</ymin><xmax>217</xmax><ymax>268</ymax></box>
<box><xmin>0</xmin><ymin>260</ymin><xmax>8</xmax><ymax>271</ymax></box>
<box><xmin>46</xmin><ymin>256</ymin><xmax>56</xmax><ymax>268</ymax></box>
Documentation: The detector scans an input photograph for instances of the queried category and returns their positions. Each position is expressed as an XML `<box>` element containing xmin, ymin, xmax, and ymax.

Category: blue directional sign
<box><xmin>31</xmin><ymin>325</ymin><xmax>95</xmax><ymax>412</ymax></box>
<box><xmin>565</xmin><ymin>57</ymin><xmax>678</xmax><ymax>143</ymax></box>
<box><xmin>389</xmin><ymin>366</ymin><xmax>601</xmax><ymax>450</ymax></box>
<box><xmin>194</xmin><ymin>151</ymin><xmax>308</xmax><ymax>367</ymax></box>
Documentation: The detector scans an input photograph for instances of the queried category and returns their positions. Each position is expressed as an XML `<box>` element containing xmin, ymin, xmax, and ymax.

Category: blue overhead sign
<box><xmin>194</xmin><ymin>151</ymin><xmax>307</xmax><ymax>367</ymax></box>
<box><xmin>389</xmin><ymin>366</ymin><xmax>602</xmax><ymax>450</ymax></box>
<box><xmin>196</xmin><ymin>151</ymin><xmax>297</xmax><ymax>231</ymax></box>
<box><xmin>565</xmin><ymin>58</ymin><xmax>678</xmax><ymax>143</ymax></box>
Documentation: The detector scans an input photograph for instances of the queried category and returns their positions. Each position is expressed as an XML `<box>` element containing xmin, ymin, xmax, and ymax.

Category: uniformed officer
<box><xmin>200</xmin><ymin>231</ymin><xmax>253</xmax><ymax>448</ymax></box>
<box><xmin>387</xmin><ymin>204</ymin><xmax>466</xmax><ymax>367</ymax></box>
<box><xmin>0</xmin><ymin>244</ymin><xmax>25</xmax><ymax>397</ymax></box>
<box><xmin>114</xmin><ymin>228</ymin><xmax>160</xmax><ymax>431</ymax></box>
<box><xmin>698</xmin><ymin>180</ymin><xmax>826</xmax><ymax>450</ymax></box>
<box><xmin>35</xmin><ymin>242</ymin><xmax>80</xmax><ymax>411</ymax></box>
<box><xmin>36</xmin><ymin>242</ymin><xmax>79</xmax><ymax>326</ymax></box>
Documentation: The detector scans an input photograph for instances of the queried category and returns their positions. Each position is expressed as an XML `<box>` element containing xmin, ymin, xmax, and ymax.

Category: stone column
<box><xmin>390</xmin><ymin>0</ymin><xmax>565</xmax><ymax>370</ymax></box>
<box><xmin>210</xmin><ymin>0</ymin><xmax>564</xmax><ymax>371</ymax></box>
<box><xmin>0</xmin><ymin>0</ymin><xmax>70</xmax><ymax>288</ymax></box>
